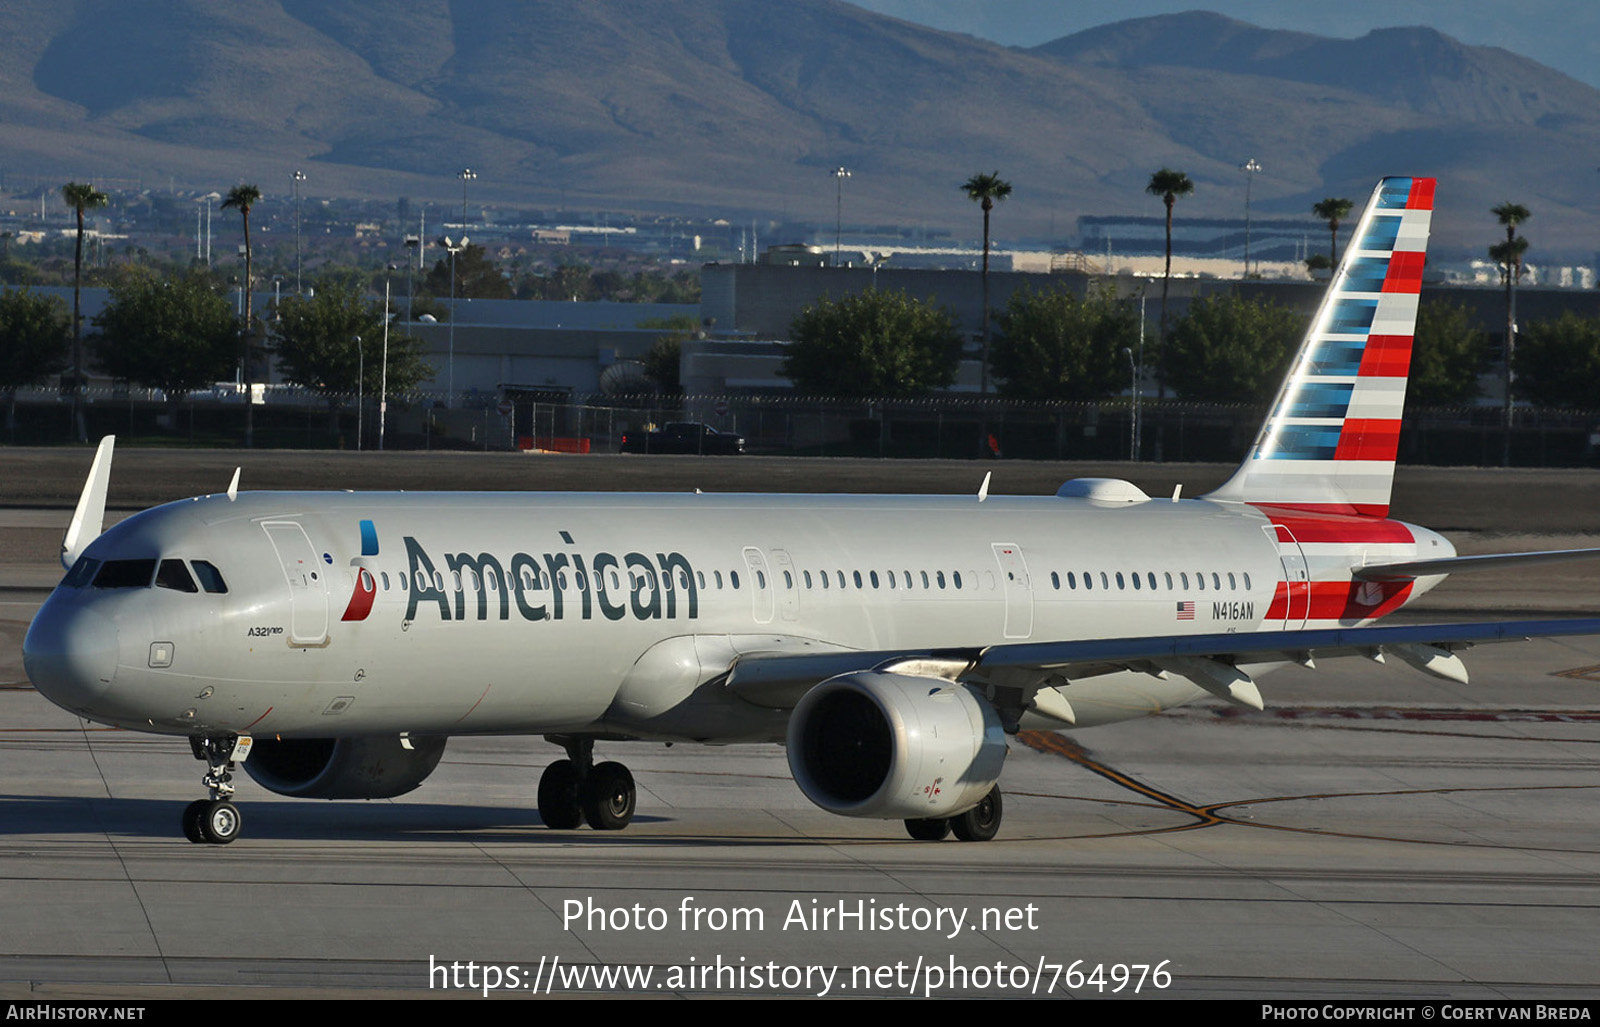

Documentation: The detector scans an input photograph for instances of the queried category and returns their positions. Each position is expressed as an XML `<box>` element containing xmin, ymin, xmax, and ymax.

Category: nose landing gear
<box><xmin>184</xmin><ymin>735</ymin><xmax>252</xmax><ymax>844</ymax></box>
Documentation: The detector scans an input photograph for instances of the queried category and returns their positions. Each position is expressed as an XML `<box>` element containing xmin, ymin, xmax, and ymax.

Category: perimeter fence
<box><xmin>4</xmin><ymin>385</ymin><xmax>1599</xmax><ymax>467</ymax></box>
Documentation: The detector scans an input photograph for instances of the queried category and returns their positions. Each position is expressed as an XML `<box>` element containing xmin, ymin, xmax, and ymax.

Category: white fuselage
<box><xmin>25</xmin><ymin>487</ymin><xmax>1445</xmax><ymax>742</ymax></box>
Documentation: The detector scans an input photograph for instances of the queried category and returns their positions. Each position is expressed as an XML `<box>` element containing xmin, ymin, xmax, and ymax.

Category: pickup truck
<box><xmin>619</xmin><ymin>422</ymin><xmax>746</xmax><ymax>455</ymax></box>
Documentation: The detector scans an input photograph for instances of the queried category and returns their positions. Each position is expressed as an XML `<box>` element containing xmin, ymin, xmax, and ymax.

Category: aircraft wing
<box><xmin>723</xmin><ymin>617</ymin><xmax>1600</xmax><ymax>714</ymax></box>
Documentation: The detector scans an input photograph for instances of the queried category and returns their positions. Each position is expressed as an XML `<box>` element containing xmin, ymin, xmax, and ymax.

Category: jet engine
<box><xmin>243</xmin><ymin>735</ymin><xmax>447</xmax><ymax>799</ymax></box>
<box><xmin>786</xmin><ymin>672</ymin><xmax>1005</xmax><ymax>819</ymax></box>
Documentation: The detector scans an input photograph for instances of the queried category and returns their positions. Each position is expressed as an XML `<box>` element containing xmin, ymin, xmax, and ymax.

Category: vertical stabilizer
<box><xmin>1206</xmin><ymin>177</ymin><xmax>1434</xmax><ymax>516</ymax></box>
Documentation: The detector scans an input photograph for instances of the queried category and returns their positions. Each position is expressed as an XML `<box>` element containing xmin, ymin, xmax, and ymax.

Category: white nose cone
<box><xmin>23</xmin><ymin>605</ymin><xmax>120</xmax><ymax>716</ymax></box>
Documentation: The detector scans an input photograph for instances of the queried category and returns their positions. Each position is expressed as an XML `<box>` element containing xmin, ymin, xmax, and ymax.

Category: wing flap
<box><xmin>723</xmin><ymin>618</ymin><xmax>1600</xmax><ymax>709</ymax></box>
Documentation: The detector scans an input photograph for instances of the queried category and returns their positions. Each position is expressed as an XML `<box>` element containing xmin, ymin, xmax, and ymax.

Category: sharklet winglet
<box><xmin>61</xmin><ymin>435</ymin><xmax>115</xmax><ymax>570</ymax></box>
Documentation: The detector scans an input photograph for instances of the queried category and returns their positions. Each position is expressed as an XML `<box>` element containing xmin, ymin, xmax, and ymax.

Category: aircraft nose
<box><xmin>23</xmin><ymin>604</ymin><xmax>120</xmax><ymax>714</ymax></box>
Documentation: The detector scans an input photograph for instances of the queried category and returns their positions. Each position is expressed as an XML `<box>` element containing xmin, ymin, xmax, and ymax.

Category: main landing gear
<box><xmin>184</xmin><ymin>735</ymin><xmax>253</xmax><ymax>845</ymax></box>
<box><xmin>903</xmin><ymin>785</ymin><xmax>1003</xmax><ymax>843</ymax></box>
<box><xmin>538</xmin><ymin>736</ymin><xmax>637</xmax><ymax>831</ymax></box>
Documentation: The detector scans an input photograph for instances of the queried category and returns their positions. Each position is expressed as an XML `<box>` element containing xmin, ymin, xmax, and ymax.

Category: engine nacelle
<box><xmin>787</xmin><ymin>671</ymin><xmax>1005</xmax><ymax>820</ymax></box>
<box><xmin>243</xmin><ymin>735</ymin><xmax>447</xmax><ymax>799</ymax></box>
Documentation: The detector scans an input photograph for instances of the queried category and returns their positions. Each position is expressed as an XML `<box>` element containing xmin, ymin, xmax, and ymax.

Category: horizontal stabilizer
<box><xmin>1355</xmin><ymin>548</ymin><xmax>1600</xmax><ymax>581</ymax></box>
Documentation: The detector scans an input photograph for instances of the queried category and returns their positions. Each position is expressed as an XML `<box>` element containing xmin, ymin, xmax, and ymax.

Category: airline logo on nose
<box><xmin>341</xmin><ymin>520</ymin><xmax>380</xmax><ymax>622</ymax></box>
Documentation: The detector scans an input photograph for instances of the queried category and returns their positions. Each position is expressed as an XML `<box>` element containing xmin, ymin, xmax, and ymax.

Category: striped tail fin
<box><xmin>1207</xmin><ymin>176</ymin><xmax>1434</xmax><ymax>518</ymax></box>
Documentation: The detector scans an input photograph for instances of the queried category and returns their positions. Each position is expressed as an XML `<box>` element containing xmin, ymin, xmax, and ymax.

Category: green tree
<box><xmin>782</xmin><ymin>289</ymin><xmax>960</xmax><ymax>397</ymax></box>
<box><xmin>1146</xmin><ymin>168</ymin><xmax>1194</xmax><ymax>398</ymax></box>
<box><xmin>91</xmin><ymin>270</ymin><xmax>237</xmax><ymax>417</ymax></box>
<box><xmin>961</xmin><ymin>171</ymin><xmax>1012</xmax><ymax>394</ymax></box>
<box><xmin>1166</xmin><ymin>292</ymin><xmax>1305</xmax><ymax>404</ymax></box>
<box><xmin>991</xmin><ymin>286</ymin><xmax>1133</xmax><ymax>401</ymax></box>
<box><xmin>221</xmin><ymin>184</ymin><xmax>262</xmax><ymax>446</ymax></box>
<box><xmin>638</xmin><ymin>314</ymin><xmax>698</xmax><ymax>394</ymax></box>
<box><xmin>423</xmin><ymin>243</ymin><xmax>512</xmax><ymax>300</ymax></box>
<box><xmin>1312</xmin><ymin>197</ymin><xmax>1353</xmax><ymax>266</ymax></box>
<box><xmin>272</xmin><ymin>284</ymin><xmax>433</xmax><ymax>429</ymax></box>
<box><xmin>0</xmin><ymin>288</ymin><xmax>69</xmax><ymax>430</ymax></box>
<box><xmin>62</xmin><ymin>181</ymin><xmax>108</xmax><ymax>440</ymax></box>
<box><xmin>1513</xmin><ymin>312</ymin><xmax>1600</xmax><ymax>409</ymax></box>
<box><xmin>1409</xmin><ymin>300</ymin><xmax>1488</xmax><ymax>406</ymax></box>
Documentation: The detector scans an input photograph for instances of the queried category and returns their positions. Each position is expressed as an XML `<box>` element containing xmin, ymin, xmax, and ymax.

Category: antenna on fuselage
<box><xmin>227</xmin><ymin>467</ymin><xmax>240</xmax><ymax>501</ymax></box>
<box><xmin>978</xmin><ymin>472</ymin><xmax>991</xmax><ymax>503</ymax></box>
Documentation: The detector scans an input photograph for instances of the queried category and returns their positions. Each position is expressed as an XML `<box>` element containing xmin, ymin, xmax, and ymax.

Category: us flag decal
<box><xmin>1176</xmin><ymin>601</ymin><xmax>1195</xmax><ymax>620</ymax></box>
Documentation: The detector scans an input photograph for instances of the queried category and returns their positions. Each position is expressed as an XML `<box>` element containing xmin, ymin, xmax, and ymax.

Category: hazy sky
<box><xmin>850</xmin><ymin>0</ymin><xmax>1600</xmax><ymax>90</ymax></box>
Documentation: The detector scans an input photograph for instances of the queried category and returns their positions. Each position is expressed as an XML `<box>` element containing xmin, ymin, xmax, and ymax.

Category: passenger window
<box><xmin>1212</xmin><ymin>573</ymin><xmax>1222</xmax><ymax>590</ymax></box>
<box><xmin>1181</xmin><ymin>572</ymin><xmax>1190</xmax><ymax>589</ymax></box>
<box><xmin>804</xmin><ymin>571</ymin><xmax>813</xmax><ymax>589</ymax></box>
<box><xmin>1130</xmin><ymin>572</ymin><xmax>1140</xmax><ymax>590</ymax></box>
<box><xmin>1051</xmin><ymin>572</ymin><xmax>1060</xmax><ymax>590</ymax></box>
<box><xmin>953</xmin><ymin>571</ymin><xmax>963</xmax><ymax>589</ymax></box>
<box><xmin>756</xmin><ymin>571</ymin><xmax>766</xmax><ymax>589</ymax></box>
<box><xmin>920</xmin><ymin>571</ymin><xmax>929</xmax><ymax>589</ymax></box>
<box><xmin>936</xmin><ymin>571</ymin><xmax>946</xmax><ymax>589</ymax></box>
<box><xmin>1228</xmin><ymin>573</ymin><xmax>1237</xmax><ymax>590</ymax></box>
<box><xmin>870</xmin><ymin>571</ymin><xmax>880</xmax><ymax>589</ymax></box>
<box><xmin>731</xmin><ymin>571</ymin><xmax>741</xmax><ymax>589</ymax></box>
<box><xmin>156</xmin><ymin>559</ymin><xmax>198</xmax><ymax>593</ymax></box>
<box><xmin>853</xmin><ymin>571</ymin><xmax>863</xmax><ymax>589</ymax></box>
<box><xmin>1244</xmin><ymin>572</ymin><xmax>1252</xmax><ymax>591</ymax></box>
<box><xmin>1116</xmin><ymin>572</ymin><xmax>1125</xmax><ymax>590</ymax></box>
<box><xmin>1148</xmin><ymin>572</ymin><xmax>1157</xmax><ymax>590</ymax></box>
<box><xmin>1099</xmin><ymin>572</ymin><xmax>1109</xmax><ymax>589</ymax></box>
<box><xmin>192</xmin><ymin>560</ymin><xmax>228</xmax><ymax>594</ymax></box>
<box><xmin>1164</xmin><ymin>572</ymin><xmax>1173</xmax><ymax>590</ymax></box>
<box><xmin>1068</xmin><ymin>571</ymin><xmax>1077</xmax><ymax>589</ymax></box>
<box><xmin>380</xmin><ymin>571</ymin><xmax>390</xmax><ymax>592</ymax></box>
<box><xmin>783</xmin><ymin>571</ymin><xmax>793</xmax><ymax>589</ymax></box>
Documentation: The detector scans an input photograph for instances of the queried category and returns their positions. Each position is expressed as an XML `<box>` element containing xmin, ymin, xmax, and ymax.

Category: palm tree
<box><xmin>61</xmin><ymin>182</ymin><xmax>108</xmax><ymax>442</ymax></box>
<box><xmin>1146</xmin><ymin>168</ymin><xmax>1193</xmax><ymax>400</ymax></box>
<box><xmin>962</xmin><ymin>171</ymin><xmax>1012</xmax><ymax>396</ymax></box>
<box><xmin>1491</xmin><ymin>202</ymin><xmax>1531</xmax><ymax>466</ymax></box>
<box><xmin>1312</xmin><ymin>197</ymin><xmax>1353</xmax><ymax>267</ymax></box>
<box><xmin>222</xmin><ymin>184</ymin><xmax>262</xmax><ymax>446</ymax></box>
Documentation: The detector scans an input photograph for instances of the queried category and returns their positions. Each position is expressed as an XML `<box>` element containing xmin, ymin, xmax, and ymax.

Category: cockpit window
<box><xmin>156</xmin><ymin>559</ymin><xmax>198</xmax><ymax>593</ymax></box>
<box><xmin>93</xmin><ymin>559</ymin><xmax>157</xmax><ymax>589</ymax></box>
<box><xmin>191</xmin><ymin>561</ymin><xmax>228</xmax><ymax>594</ymax></box>
<box><xmin>62</xmin><ymin>557</ymin><xmax>100</xmax><ymax>588</ymax></box>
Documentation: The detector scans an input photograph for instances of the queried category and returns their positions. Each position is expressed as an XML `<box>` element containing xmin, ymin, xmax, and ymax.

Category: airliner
<box><xmin>22</xmin><ymin>177</ymin><xmax>1600</xmax><ymax>845</ymax></box>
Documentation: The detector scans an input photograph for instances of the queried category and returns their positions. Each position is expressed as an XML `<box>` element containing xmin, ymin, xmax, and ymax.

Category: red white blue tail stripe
<box><xmin>1209</xmin><ymin>177</ymin><xmax>1433</xmax><ymax>518</ymax></box>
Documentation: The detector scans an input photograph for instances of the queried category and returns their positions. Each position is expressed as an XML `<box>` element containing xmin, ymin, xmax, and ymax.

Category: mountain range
<box><xmin>3</xmin><ymin>1</ymin><xmax>1596</xmax><ymax>259</ymax></box>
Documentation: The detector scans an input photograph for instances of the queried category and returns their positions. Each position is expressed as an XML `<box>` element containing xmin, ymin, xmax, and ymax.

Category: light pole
<box><xmin>443</xmin><ymin>235</ymin><xmax>468</xmax><ymax>407</ymax></box>
<box><xmin>831</xmin><ymin>166</ymin><xmax>850</xmax><ymax>265</ymax></box>
<box><xmin>380</xmin><ymin>272</ymin><xmax>393</xmax><ymax>452</ymax></box>
<box><xmin>1240</xmin><ymin>158</ymin><xmax>1261</xmax><ymax>277</ymax></box>
<box><xmin>292</xmin><ymin>170</ymin><xmax>306</xmax><ymax>294</ymax></box>
<box><xmin>1123</xmin><ymin>347</ymin><xmax>1139</xmax><ymax>461</ymax></box>
<box><xmin>354</xmin><ymin>334</ymin><xmax>364</xmax><ymax>452</ymax></box>
<box><xmin>458</xmin><ymin>168</ymin><xmax>476</xmax><ymax>230</ymax></box>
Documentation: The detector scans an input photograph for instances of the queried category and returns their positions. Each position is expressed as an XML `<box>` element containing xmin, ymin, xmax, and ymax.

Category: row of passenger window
<box><xmin>1048</xmin><ymin>569</ymin><xmax>1253</xmax><ymax>593</ymax></box>
<box><xmin>360</xmin><ymin>565</ymin><xmax>982</xmax><ymax>596</ymax></box>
